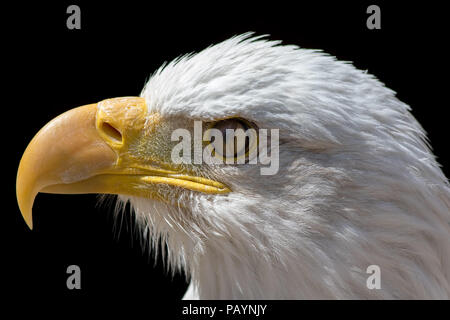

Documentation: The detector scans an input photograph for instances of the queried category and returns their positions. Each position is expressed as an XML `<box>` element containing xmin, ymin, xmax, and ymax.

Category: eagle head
<box><xmin>17</xmin><ymin>34</ymin><xmax>450</xmax><ymax>299</ymax></box>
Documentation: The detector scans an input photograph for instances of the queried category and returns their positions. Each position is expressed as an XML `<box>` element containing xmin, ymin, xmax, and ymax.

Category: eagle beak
<box><xmin>16</xmin><ymin>98</ymin><xmax>131</xmax><ymax>229</ymax></box>
<box><xmin>17</xmin><ymin>97</ymin><xmax>229</xmax><ymax>230</ymax></box>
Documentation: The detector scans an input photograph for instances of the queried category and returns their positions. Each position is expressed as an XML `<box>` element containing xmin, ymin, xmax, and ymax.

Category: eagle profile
<box><xmin>17</xmin><ymin>34</ymin><xmax>450</xmax><ymax>299</ymax></box>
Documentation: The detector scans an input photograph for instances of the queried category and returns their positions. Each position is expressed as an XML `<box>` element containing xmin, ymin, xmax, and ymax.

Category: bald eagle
<box><xmin>16</xmin><ymin>34</ymin><xmax>450</xmax><ymax>299</ymax></box>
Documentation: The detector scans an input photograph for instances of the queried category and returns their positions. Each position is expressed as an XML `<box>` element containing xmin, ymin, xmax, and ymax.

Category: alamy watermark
<box><xmin>66</xmin><ymin>5</ymin><xmax>81</xmax><ymax>30</ymax></box>
<box><xmin>366</xmin><ymin>5</ymin><xmax>381</xmax><ymax>30</ymax></box>
<box><xmin>66</xmin><ymin>264</ymin><xmax>81</xmax><ymax>290</ymax></box>
<box><xmin>366</xmin><ymin>264</ymin><xmax>381</xmax><ymax>290</ymax></box>
<box><xmin>171</xmin><ymin>121</ymin><xmax>279</xmax><ymax>175</ymax></box>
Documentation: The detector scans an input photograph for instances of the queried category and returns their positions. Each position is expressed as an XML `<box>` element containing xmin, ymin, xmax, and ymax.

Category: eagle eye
<box><xmin>208</xmin><ymin>118</ymin><xmax>258</xmax><ymax>162</ymax></box>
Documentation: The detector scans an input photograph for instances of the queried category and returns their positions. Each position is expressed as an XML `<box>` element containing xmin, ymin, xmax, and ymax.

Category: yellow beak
<box><xmin>16</xmin><ymin>97</ymin><xmax>229</xmax><ymax>230</ymax></box>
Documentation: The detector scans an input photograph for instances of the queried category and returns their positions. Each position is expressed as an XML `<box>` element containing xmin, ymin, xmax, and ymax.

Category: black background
<box><xmin>3</xmin><ymin>0</ymin><xmax>449</xmax><ymax>313</ymax></box>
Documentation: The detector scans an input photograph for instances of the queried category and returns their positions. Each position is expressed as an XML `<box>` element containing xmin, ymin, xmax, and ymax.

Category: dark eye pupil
<box><xmin>212</xmin><ymin>119</ymin><xmax>251</xmax><ymax>158</ymax></box>
<box><xmin>214</xmin><ymin>119</ymin><xmax>247</xmax><ymax>135</ymax></box>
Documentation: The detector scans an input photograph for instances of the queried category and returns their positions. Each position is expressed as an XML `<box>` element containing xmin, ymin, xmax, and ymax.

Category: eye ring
<box><xmin>204</xmin><ymin>117</ymin><xmax>258</xmax><ymax>163</ymax></box>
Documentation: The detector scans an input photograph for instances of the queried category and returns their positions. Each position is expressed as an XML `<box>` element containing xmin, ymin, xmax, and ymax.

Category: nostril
<box><xmin>100</xmin><ymin>122</ymin><xmax>123</xmax><ymax>143</ymax></box>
